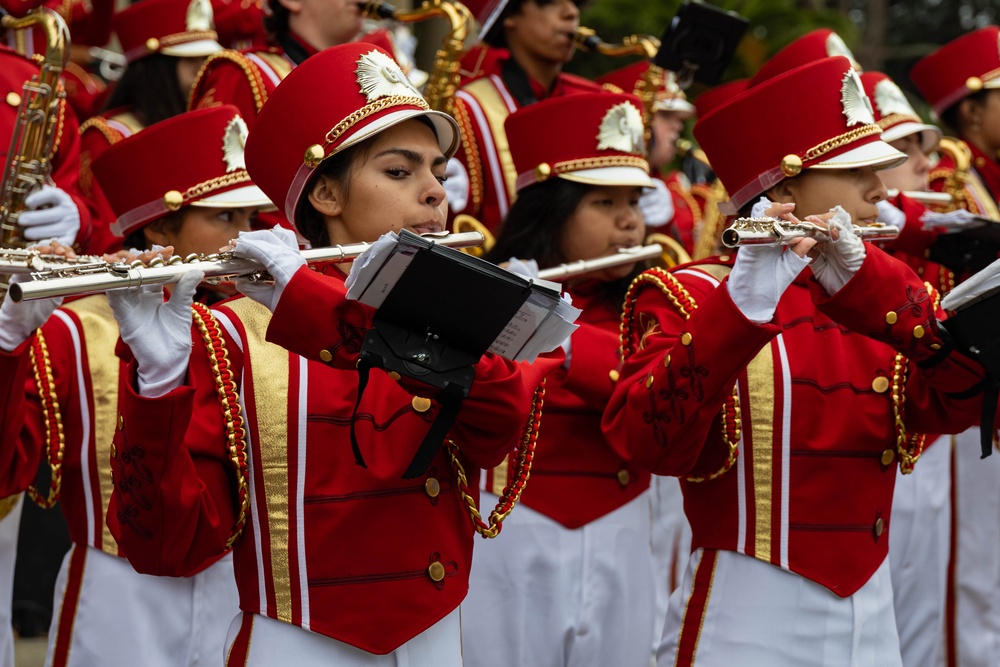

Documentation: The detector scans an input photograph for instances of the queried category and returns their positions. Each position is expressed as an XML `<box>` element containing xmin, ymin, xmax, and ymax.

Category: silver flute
<box><xmin>0</xmin><ymin>246</ymin><xmax>107</xmax><ymax>274</ymax></box>
<box><xmin>721</xmin><ymin>217</ymin><xmax>900</xmax><ymax>249</ymax></box>
<box><xmin>9</xmin><ymin>231</ymin><xmax>485</xmax><ymax>302</ymax></box>
<box><xmin>537</xmin><ymin>244</ymin><xmax>663</xmax><ymax>281</ymax></box>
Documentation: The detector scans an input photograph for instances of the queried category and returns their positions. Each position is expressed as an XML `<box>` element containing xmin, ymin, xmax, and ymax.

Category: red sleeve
<box><xmin>107</xmin><ymin>337</ymin><xmax>237</xmax><ymax>577</ymax></box>
<box><xmin>188</xmin><ymin>53</ymin><xmax>270</xmax><ymax>126</ymax></box>
<box><xmin>883</xmin><ymin>193</ymin><xmax>941</xmax><ymax>257</ymax></box>
<box><xmin>0</xmin><ymin>343</ymin><xmax>42</xmax><ymax>496</ymax></box>
<box><xmin>810</xmin><ymin>245</ymin><xmax>984</xmax><ymax>434</ymax></box>
<box><xmin>601</xmin><ymin>270</ymin><xmax>778</xmax><ymax>476</ymax></box>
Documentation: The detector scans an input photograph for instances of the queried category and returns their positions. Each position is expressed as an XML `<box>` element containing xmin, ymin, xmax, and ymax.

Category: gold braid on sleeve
<box><xmin>191</xmin><ymin>303</ymin><xmax>249</xmax><ymax>548</ymax></box>
<box><xmin>446</xmin><ymin>380</ymin><xmax>546</xmax><ymax>538</ymax></box>
<box><xmin>27</xmin><ymin>328</ymin><xmax>64</xmax><ymax>508</ymax></box>
<box><xmin>620</xmin><ymin>267</ymin><xmax>740</xmax><ymax>482</ymax></box>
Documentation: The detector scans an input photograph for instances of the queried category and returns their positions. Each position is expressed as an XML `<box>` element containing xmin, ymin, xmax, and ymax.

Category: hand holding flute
<box><xmin>721</xmin><ymin>215</ymin><xmax>900</xmax><ymax>248</ymax></box>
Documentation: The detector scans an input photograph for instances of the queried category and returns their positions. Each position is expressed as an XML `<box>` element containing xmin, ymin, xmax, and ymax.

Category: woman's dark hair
<box><xmin>294</xmin><ymin>116</ymin><xmax>441</xmax><ymax>247</ymax></box>
<box><xmin>940</xmin><ymin>88</ymin><xmax>991</xmax><ymax>137</ymax></box>
<box><xmin>485</xmin><ymin>178</ymin><xmax>644</xmax><ymax>305</ymax></box>
<box><xmin>103</xmin><ymin>53</ymin><xmax>188</xmax><ymax>126</ymax></box>
<box><xmin>262</xmin><ymin>0</ymin><xmax>291</xmax><ymax>43</ymax></box>
<box><xmin>122</xmin><ymin>210</ymin><xmax>185</xmax><ymax>251</ymax></box>
<box><xmin>295</xmin><ymin>142</ymin><xmax>363</xmax><ymax>248</ymax></box>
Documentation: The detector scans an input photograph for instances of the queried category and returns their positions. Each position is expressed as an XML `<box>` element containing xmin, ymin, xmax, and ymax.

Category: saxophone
<box><xmin>933</xmin><ymin>137</ymin><xmax>1000</xmax><ymax>219</ymax></box>
<box><xmin>574</xmin><ymin>27</ymin><xmax>661</xmax><ymax>144</ymax></box>
<box><xmin>0</xmin><ymin>8</ymin><xmax>71</xmax><ymax>247</ymax></box>
<box><xmin>362</xmin><ymin>0</ymin><xmax>474</xmax><ymax>116</ymax></box>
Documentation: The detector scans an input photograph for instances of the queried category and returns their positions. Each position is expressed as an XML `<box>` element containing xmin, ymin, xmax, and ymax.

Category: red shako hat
<box><xmin>505</xmin><ymin>92</ymin><xmax>653</xmax><ymax>192</ymax></box>
<box><xmin>693</xmin><ymin>78</ymin><xmax>747</xmax><ymax>120</ymax></box>
<box><xmin>694</xmin><ymin>56</ymin><xmax>905</xmax><ymax>215</ymax></box>
<box><xmin>748</xmin><ymin>28</ymin><xmax>859</xmax><ymax>89</ymax></box>
<box><xmin>596</xmin><ymin>61</ymin><xmax>695</xmax><ymax>117</ymax></box>
<box><xmin>112</xmin><ymin>0</ymin><xmax>222</xmax><ymax>63</ymax></box>
<box><xmin>910</xmin><ymin>26</ymin><xmax>1000</xmax><ymax>117</ymax></box>
<box><xmin>243</xmin><ymin>42</ymin><xmax>459</xmax><ymax>223</ymax></box>
<box><xmin>860</xmin><ymin>71</ymin><xmax>940</xmax><ymax>152</ymax></box>
<box><xmin>93</xmin><ymin>105</ymin><xmax>272</xmax><ymax>237</ymax></box>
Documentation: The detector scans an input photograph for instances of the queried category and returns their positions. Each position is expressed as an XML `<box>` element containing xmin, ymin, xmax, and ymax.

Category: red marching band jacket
<box><xmin>484</xmin><ymin>283</ymin><xmax>649</xmax><ymax>528</ymax></box>
<box><xmin>451</xmin><ymin>46</ymin><xmax>603</xmax><ymax>234</ymax></box>
<box><xmin>0</xmin><ymin>296</ymin><xmax>124</xmax><ymax>550</ymax></box>
<box><xmin>602</xmin><ymin>247</ymin><xmax>987</xmax><ymax>597</ymax></box>
<box><xmin>106</xmin><ymin>266</ymin><xmax>561</xmax><ymax>655</ymax></box>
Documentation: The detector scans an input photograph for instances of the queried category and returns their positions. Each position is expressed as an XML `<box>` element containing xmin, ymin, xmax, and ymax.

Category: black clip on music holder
<box><xmin>654</xmin><ymin>1</ymin><xmax>748</xmax><ymax>90</ymax></box>
<box><xmin>353</xmin><ymin>230</ymin><xmax>545</xmax><ymax>478</ymax></box>
<box><xmin>938</xmin><ymin>286</ymin><xmax>1000</xmax><ymax>459</ymax></box>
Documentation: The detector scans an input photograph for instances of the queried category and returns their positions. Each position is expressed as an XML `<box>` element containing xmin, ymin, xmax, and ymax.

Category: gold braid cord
<box><xmin>891</xmin><ymin>352</ymin><xmax>926</xmax><ymax>473</ymax></box>
<box><xmin>188</xmin><ymin>50</ymin><xmax>269</xmax><ymax>113</ymax></box>
<box><xmin>27</xmin><ymin>328</ymin><xmax>65</xmax><ymax>508</ymax></box>
<box><xmin>446</xmin><ymin>381</ymin><xmax>546</xmax><ymax>538</ymax></box>
<box><xmin>191</xmin><ymin>303</ymin><xmax>249</xmax><ymax>548</ymax></box>
<box><xmin>620</xmin><ymin>267</ymin><xmax>740</xmax><ymax>482</ymax></box>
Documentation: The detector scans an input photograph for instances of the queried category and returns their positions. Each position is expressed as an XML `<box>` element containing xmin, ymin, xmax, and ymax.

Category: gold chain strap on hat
<box><xmin>191</xmin><ymin>303</ymin><xmax>249</xmax><ymax>548</ymax></box>
<box><xmin>446</xmin><ymin>381</ymin><xmax>545</xmax><ymax>538</ymax></box>
<box><xmin>27</xmin><ymin>328</ymin><xmax>64</xmax><ymax>508</ymax></box>
<box><xmin>801</xmin><ymin>124</ymin><xmax>882</xmax><ymax>163</ymax></box>
<box><xmin>620</xmin><ymin>267</ymin><xmax>740</xmax><ymax>482</ymax></box>
<box><xmin>324</xmin><ymin>96</ymin><xmax>429</xmax><ymax>147</ymax></box>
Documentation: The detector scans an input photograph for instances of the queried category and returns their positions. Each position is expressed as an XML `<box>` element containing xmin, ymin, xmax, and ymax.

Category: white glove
<box><xmin>344</xmin><ymin>231</ymin><xmax>399</xmax><ymax>296</ymax></box>
<box><xmin>809</xmin><ymin>206</ymin><xmax>867</xmax><ymax>295</ymax></box>
<box><xmin>637</xmin><ymin>179</ymin><xmax>675</xmax><ymax>228</ymax></box>
<box><xmin>0</xmin><ymin>275</ymin><xmax>62</xmax><ymax>352</ymax></box>
<box><xmin>232</xmin><ymin>227</ymin><xmax>306</xmax><ymax>312</ymax></box>
<box><xmin>443</xmin><ymin>157</ymin><xmax>469</xmax><ymax>213</ymax></box>
<box><xmin>876</xmin><ymin>200</ymin><xmax>906</xmax><ymax>232</ymax></box>
<box><xmin>107</xmin><ymin>270</ymin><xmax>204</xmax><ymax>398</ymax></box>
<box><xmin>921</xmin><ymin>208</ymin><xmax>989</xmax><ymax>233</ymax></box>
<box><xmin>728</xmin><ymin>243</ymin><xmax>812</xmax><ymax>324</ymax></box>
<box><xmin>20</xmin><ymin>185</ymin><xmax>82</xmax><ymax>246</ymax></box>
<box><xmin>505</xmin><ymin>257</ymin><xmax>539</xmax><ymax>279</ymax></box>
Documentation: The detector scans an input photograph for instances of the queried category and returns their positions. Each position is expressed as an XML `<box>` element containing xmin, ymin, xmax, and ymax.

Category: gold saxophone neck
<box><xmin>1</xmin><ymin>8</ymin><xmax>70</xmax><ymax>71</ymax></box>
<box><xmin>573</xmin><ymin>26</ymin><xmax>659</xmax><ymax>60</ymax></box>
<box><xmin>361</xmin><ymin>0</ymin><xmax>474</xmax><ymax>114</ymax></box>
<box><xmin>937</xmin><ymin>136</ymin><xmax>972</xmax><ymax>174</ymax></box>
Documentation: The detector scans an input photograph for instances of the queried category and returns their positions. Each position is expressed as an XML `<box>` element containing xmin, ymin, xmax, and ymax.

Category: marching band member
<box><xmin>462</xmin><ymin>91</ymin><xmax>656</xmax><ymax>667</ymax></box>
<box><xmin>0</xmin><ymin>11</ymin><xmax>93</xmax><ymax>665</ymax></box>
<box><xmin>187</xmin><ymin>0</ymin><xmax>363</xmax><ymax>233</ymax></box>
<box><xmin>78</xmin><ymin>0</ymin><xmax>225</xmax><ymax>253</ymax></box>
<box><xmin>105</xmin><ymin>42</ymin><xmax>561</xmax><ymax>665</ymax></box>
<box><xmin>911</xmin><ymin>28</ymin><xmax>1000</xmax><ymax>667</ymax></box>
<box><xmin>853</xmin><ymin>69</ymin><xmax>955</xmax><ymax>667</ymax></box>
<box><xmin>602</xmin><ymin>55</ymin><xmax>988</xmax><ymax>666</ymax></box>
<box><xmin>0</xmin><ymin>105</ymin><xmax>268</xmax><ymax>667</ymax></box>
<box><xmin>449</xmin><ymin>0</ymin><xmax>601</xmax><ymax>233</ymax></box>
<box><xmin>597</xmin><ymin>63</ymin><xmax>702</xmax><ymax>255</ymax></box>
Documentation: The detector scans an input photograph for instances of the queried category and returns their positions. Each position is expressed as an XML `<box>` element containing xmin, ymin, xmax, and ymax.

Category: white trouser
<box><xmin>950</xmin><ymin>426</ymin><xmax>1000</xmax><ymax>667</ymax></box>
<box><xmin>461</xmin><ymin>490</ymin><xmax>656</xmax><ymax>667</ymax></box>
<box><xmin>0</xmin><ymin>495</ymin><xmax>21</xmax><ymax>667</ymax></box>
<box><xmin>649</xmin><ymin>475</ymin><xmax>691</xmax><ymax>654</ymax></box>
<box><xmin>889</xmin><ymin>435</ymin><xmax>950</xmax><ymax>667</ymax></box>
<box><xmin>226</xmin><ymin>608</ymin><xmax>462</xmax><ymax>666</ymax></box>
<box><xmin>45</xmin><ymin>545</ymin><xmax>239</xmax><ymax>667</ymax></box>
<box><xmin>659</xmin><ymin>549</ymin><xmax>901</xmax><ymax>667</ymax></box>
